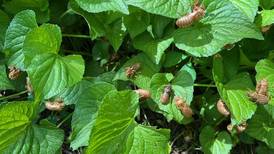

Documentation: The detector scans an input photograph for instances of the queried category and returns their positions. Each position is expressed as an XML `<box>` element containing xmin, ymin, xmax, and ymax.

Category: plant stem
<box><xmin>62</xmin><ymin>34</ymin><xmax>90</xmax><ymax>39</ymax></box>
<box><xmin>0</xmin><ymin>90</ymin><xmax>28</xmax><ymax>101</ymax></box>
<box><xmin>57</xmin><ymin>112</ymin><xmax>73</xmax><ymax>128</ymax></box>
<box><xmin>194</xmin><ymin>83</ymin><xmax>216</xmax><ymax>88</ymax></box>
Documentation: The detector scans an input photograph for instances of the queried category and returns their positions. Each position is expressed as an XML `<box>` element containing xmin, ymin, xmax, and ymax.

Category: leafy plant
<box><xmin>1</xmin><ymin>0</ymin><xmax>274</xmax><ymax>153</ymax></box>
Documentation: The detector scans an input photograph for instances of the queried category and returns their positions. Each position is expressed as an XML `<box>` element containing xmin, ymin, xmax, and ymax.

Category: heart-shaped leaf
<box><xmin>4</xmin><ymin>10</ymin><xmax>37</xmax><ymax>70</ymax></box>
<box><xmin>27</xmin><ymin>53</ymin><xmax>84</xmax><ymax>99</ymax></box>
<box><xmin>0</xmin><ymin>102</ymin><xmax>64</xmax><ymax>153</ymax></box>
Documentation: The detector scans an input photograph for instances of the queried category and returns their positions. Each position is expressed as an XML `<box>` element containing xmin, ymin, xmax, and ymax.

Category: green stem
<box><xmin>62</xmin><ymin>34</ymin><xmax>90</xmax><ymax>39</ymax></box>
<box><xmin>57</xmin><ymin>112</ymin><xmax>73</xmax><ymax>128</ymax></box>
<box><xmin>0</xmin><ymin>90</ymin><xmax>28</xmax><ymax>101</ymax></box>
<box><xmin>60</xmin><ymin>9</ymin><xmax>73</xmax><ymax>19</ymax></box>
<box><xmin>194</xmin><ymin>83</ymin><xmax>216</xmax><ymax>88</ymax></box>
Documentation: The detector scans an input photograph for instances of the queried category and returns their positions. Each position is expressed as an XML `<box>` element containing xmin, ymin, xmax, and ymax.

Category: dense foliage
<box><xmin>0</xmin><ymin>0</ymin><xmax>274</xmax><ymax>153</ymax></box>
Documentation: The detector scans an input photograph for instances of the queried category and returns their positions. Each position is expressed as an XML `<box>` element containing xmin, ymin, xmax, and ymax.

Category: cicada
<box><xmin>176</xmin><ymin>0</ymin><xmax>205</xmax><ymax>28</ymax></box>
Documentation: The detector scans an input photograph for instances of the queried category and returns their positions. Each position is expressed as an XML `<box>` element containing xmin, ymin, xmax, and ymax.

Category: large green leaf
<box><xmin>0</xmin><ymin>65</ymin><xmax>14</xmax><ymax>90</ymax></box>
<box><xmin>4</xmin><ymin>10</ymin><xmax>38</xmax><ymax>70</ymax></box>
<box><xmin>114</xmin><ymin>53</ymin><xmax>160</xmax><ymax>89</ymax></box>
<box><xmin>246</xmin><ymin>105</ymin><xmax>274</xmax><ymax>149</ymax></box>
<box><xmin>126</xmin><ymin>0</ymin><xmax>192</xmax><ymax>19</ymax></box>
<box><xmin>229</xmin><ymin>0</ymin><xmax>259</xmax><ymax>22</ymax></box>
<box><xmin>150</xmin><ymin>63</ymin><xmax>195</xmax><ymax>124</ymax></box>
<box><xmin>174</xmin><ymin>0</ymin><xmax>263</xmax><ymax>57</ymax></box>
<box><xmin>27</xmin><ymin>53</ymin><xmax>85</xmax><ymax>99</ymax></box>
<box><xmin>2</xmin><ymin>0</ymin><xmax>50</xmax><ymax>23</ymax></box>
<box><xmin>125</xmin><ymin>125</ymin><xmax>170</xmax><ymax>154</ymax></box>
<box><xmin>255</xmin><ymin>59</ymin><xmax>274</xmax><ymax>105</ymax></box>
<box><xmin>75</xmin><ymin>0</ymin><xmax>129</xmax><ymax>14</ymax></box>
<box><xmin>0</xmin><ymin>102</ymin><xmax>64</xmax><ymax>153</ymax></box>
<box><xmin>0</xmin><ymin>10</ymin><xmax>9</xmax><ymax>52</ymax></box>
<box><xmin>133</xmin><ymin>32</ymin><xmax>173</xmax><ymax>64</ymax></box>
<box><xmin>23</xmin><ymin>24</ymin><xmax>61</xmax><ymax>67</ymax></box>
<box><xmin>213</xmin><ymin>55</ymin><xmax>257</xmax><ymax>124</ymax></box>
<box><xmin>86</xmin><ymin>90</ymin><xmax>170</xmax><ymax>153</ymax></box>
<box><xmin>70</xmin><ymin>82</ymin><xmax>116</xmax><ymax>150</ymax></box>
<box><xmin>86</xmin><ymin>90</ymin><xmax>139</xmax><ymax>153</ymax></box>
<box><xmin>200</xmin><ymin>126</ymin><xmax>232</xmax><ymax>154</ymax></box>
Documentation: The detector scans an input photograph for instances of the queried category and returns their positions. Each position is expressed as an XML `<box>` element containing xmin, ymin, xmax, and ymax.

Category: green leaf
<box><xmin>200</xmin><ymin>126</ymin><xmax>232</xmax><ymax>154</ymax></box>
<box><xmin>213</xmin><ymin>55</ymin><xmax>257</xmax><ymax>124</ymax></box>
<box><xmin>0</xmin><ymin>10</ymin><xmax>9</xmax><ymax>52</ymax></box>
<box><xmin>255</xmin><ymin>59</ymin><xmax>274</xmax><ymax>106</ymax></box>
<box><xmin>75</xmin><ymin>0</ymin><xmax>129</xmax><ymax>14</ymax></box>
<box><xmin>70</xmin><ymin>82</ymin><xmax>116</xmax><ymax>150</ymax></box>
<box><xmin>126</xmin><ymin>0</ymin><xmax>192</xmax><ymax>19</ymax></box>
<box><xmin>0</xmin><ymin>102</ymin><xmax>64</xmax><ymax>153</ymax></box>
<box><xmin>86</xmin><ymin>90</ymin><xmax>171</xmax><ymax>154</ymax></box>
<box><xmin>150</xmin><ymin>63</ymin><xmax>196</xmax><ymax>124</ymax></box>
<box><xmin>172</xmin><ymin>64</ymin><xmax>196</xmax><ymax>104</ymax></box>
<box><xmin>2</xmin><ymin>0</ymin><xmax>50</xmax><ymax>23</ymax></box>
<box><xmin>125</xmin><ymin>125</ymin><xmax>170</xmax><ymax>154</ymax></box>
<box><xmin>124</xmin><ymin>9</ymin><xmax>150</xmax><ymax>38</ymax></box>
<box><xmin>27</xmin><ymin>53</ymin><xmax>85</xmax><ymax>99</ymax></box>
<box><xmin>225</xmin><ymin>89</ymin><xmax>257</xmax><ymax>124</ymax></box>
<box><xmin>229</xmin><ymin>0</ymin><xmax>259</xmax><ymax>22</ymax></box>
<box><xmin>57</xmin><ymin>80</ymin><xmax>93</xmax><ymax>105</ymax></box>
<box><xmin>174</xmin><ymin>0</ymin><xmax>263</xmax><ymax>57</ymax></box>
<box><xmin>4</xmin><ymin>10</ymin><xmax>38</xmax><ymax>70</ymax></box>
<box><xmin>86</xmin><ymin>90</ymin><xmax>139</xmax><ymax>153</ymax></box>
<box><xmin>259</xmin><ymin>10</ymin><xmax>274</xmax><ymax>27</ymax></box>
<box><xmin>246</xmin><ymin>105</ymin><xmax>274</xmax><ymax>149</ymax></box>
<box><xmin>133</xmin><ymin>32</ymin><xmax>173</xmax><ymax>64</ymax></box>
<box><xmin>23</xmin><ymin>24</ymin><xmax>62</xmax><ymax>67</ymax></box>
<box><xmin>0</xmin><ymin>65</ymin><xmax>14</xmax><ymax>90</ymax></box>
<box><xmin>114</xmin><ymin>53</ymin><xmax>160</xmax><ymax>89</ymax></box>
